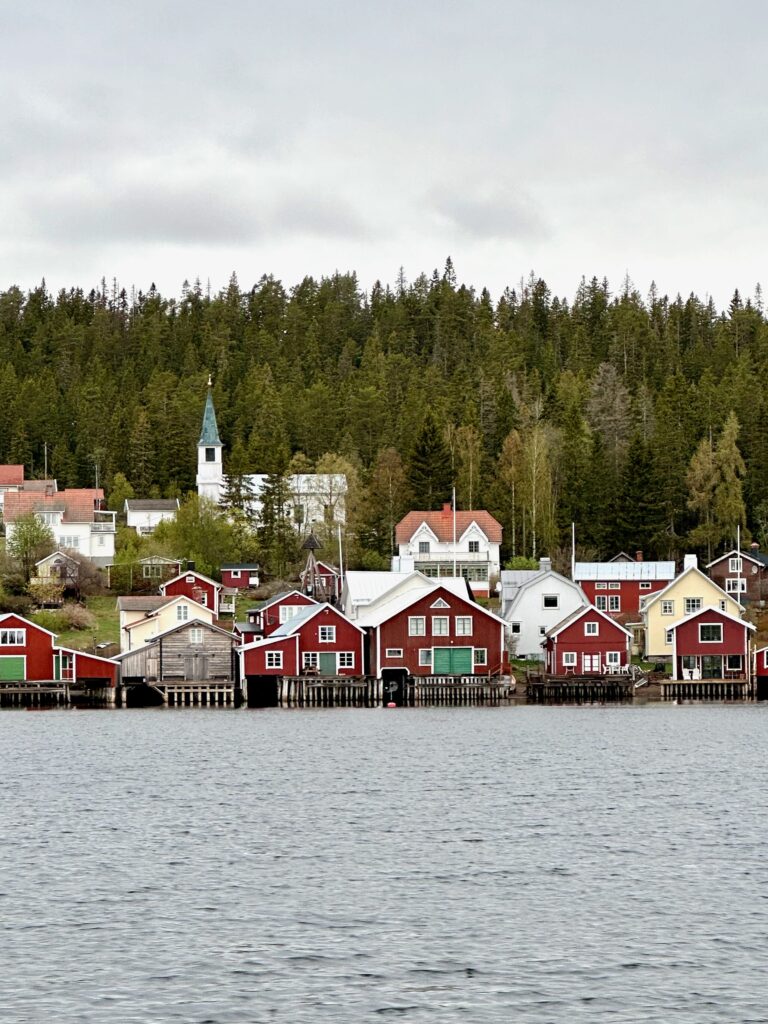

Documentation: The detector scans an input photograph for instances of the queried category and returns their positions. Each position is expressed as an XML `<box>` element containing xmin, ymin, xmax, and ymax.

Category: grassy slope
<box><xmin>53</xmin><ymin>596</ymin><xmax>120</xmax><ymax>651</ymax></box>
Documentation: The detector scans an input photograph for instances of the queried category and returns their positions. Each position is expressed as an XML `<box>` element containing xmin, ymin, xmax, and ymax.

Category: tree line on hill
<box><xmin>0</xmin><ymin>262</ymin><xmax>762</xmax><ymax>576</ymax></box>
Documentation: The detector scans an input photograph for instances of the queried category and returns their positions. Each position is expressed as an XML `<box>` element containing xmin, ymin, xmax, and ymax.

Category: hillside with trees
<box><xmin>0</xmin><ymin>264</ymin><xmax>763</xmax><ymax>572</ymax></box>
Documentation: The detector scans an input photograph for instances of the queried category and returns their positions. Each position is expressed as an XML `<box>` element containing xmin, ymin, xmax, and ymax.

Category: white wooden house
<box><xmin>500</xmin><ymin>558</ymin><xmax>588</xmax><ymax>660</ymax></box>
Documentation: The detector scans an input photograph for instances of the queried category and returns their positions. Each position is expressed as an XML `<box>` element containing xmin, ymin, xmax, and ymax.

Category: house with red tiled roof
<box><xmin>0</xmin><ymin>465</ymin><xmax>30</xmax><ymax>515</ymax></box>
<box><xmin>391</xmin><ymin>503</ymin><xmax>502</xmax><ymax>597</ymax></box>
<box><xmin>4</xmin><ymin>488</ymin><xmax>116</xmax><ymax>567</ymax></box>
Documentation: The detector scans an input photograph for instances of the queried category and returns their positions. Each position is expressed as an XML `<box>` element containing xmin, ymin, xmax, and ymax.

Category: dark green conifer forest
<box><xmin>1</xmin><ymin>265</ymin><xmax>763</xmax><ymax>567</ymax></box>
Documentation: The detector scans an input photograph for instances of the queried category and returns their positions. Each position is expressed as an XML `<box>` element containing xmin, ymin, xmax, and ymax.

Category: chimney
<box><xmin>683</xmin><ymin>554</ymin><xmax>698</xmax><ymax>571</ymax></box>
<box><xmin>751</xmin><ymin>542</ymin><xmax>760</xmax><ymax>552</ymax></box>
<box><xmin>539</xmin><ymin>556</ymin><xmax>552</xmax><ymax>573</ymax></box>
<box><xmin>442</xmin><ymin>502</ymin><xmax>452</xmax><ymax>516</ymax></box>
<box><xmin>636</xmin><ymin>550</ymin><xmax>643</xmax><ymax>562</ymax></box>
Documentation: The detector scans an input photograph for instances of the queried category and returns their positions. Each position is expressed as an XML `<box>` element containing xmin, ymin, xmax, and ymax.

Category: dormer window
<box><xmin>418</xmin><ymin>541</ymin><xmax>430</xmax><ymax>554</ymax></box>
<box><xmin>468</xmin><ymin>540</ymin><xmax>480</xmax><ymax>553</ymax></box>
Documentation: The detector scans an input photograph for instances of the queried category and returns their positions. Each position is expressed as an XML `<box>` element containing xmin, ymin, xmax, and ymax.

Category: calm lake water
<box><xmin>1</xmin><ymin>705</ymin><xmax>767</xmax><ymax>1023</ymax></box>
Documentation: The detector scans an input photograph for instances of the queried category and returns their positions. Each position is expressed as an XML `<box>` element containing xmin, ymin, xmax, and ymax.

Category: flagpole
<box><xmin>453</xmin><ymin>486</ymin><xmax>457</xmax><ymax>578</ymax></box>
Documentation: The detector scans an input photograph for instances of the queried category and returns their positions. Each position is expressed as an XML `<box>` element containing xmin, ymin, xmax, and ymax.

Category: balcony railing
<box><xmin>409</xmin><ymin>550</ymin><xmax>491</xmax><ymax>563</ymax></box>
<box><xmin>91</xmin><ymin>522</ymin><xmax>116</xmax><ymax>533</ymax></box>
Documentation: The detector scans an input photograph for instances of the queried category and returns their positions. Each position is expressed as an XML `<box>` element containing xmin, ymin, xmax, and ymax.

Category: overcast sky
<box><xmin>1</xmin><ymin>0</ymin><xmax>765</xmax><ymax>307</ymax></box>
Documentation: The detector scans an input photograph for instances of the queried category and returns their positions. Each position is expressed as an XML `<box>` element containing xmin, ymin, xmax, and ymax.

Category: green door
<box><xmin>319</xmin><ymin>652</ymin><xmax>337</xmax><ymax>675</ymax></box>
<box><xmin>432</xmin><ymin>648</ymin><xmax>472</xmax><ymax>674</ymax></box>
<box><xmin>0</xmin><ymin>656</ymin><xmax>25</xmax><ymax>680</ymax></box>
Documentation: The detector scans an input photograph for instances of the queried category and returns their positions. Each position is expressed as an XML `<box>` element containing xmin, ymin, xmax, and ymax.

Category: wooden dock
<box><xmin>131</xmin><ymin>680</ymin><xmax>239</xmax><ymax>707</ymax></box>
<box><xmin>408</xmin><ymin>675</ymin><xmax>504</xmax><ymax>706</ymax></box>
<box><xmin>0</xmin><ymin>681</ymin><xmax>70</xmax><ymax>708</ymax></box>
<box><xmin>660</xmin><ymin>678</ymin><xmax>751</xmax><ymax>702</ymax></box>
<box><xmin>526</xmin><ymin>672</ymin><xmax>634</xmax><ymax>705</ymax></box>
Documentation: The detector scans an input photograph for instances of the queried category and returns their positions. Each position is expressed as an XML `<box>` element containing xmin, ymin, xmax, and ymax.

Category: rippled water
<box><xmin>1</xmin><ymin>705</ymin><xmax>767</xmax><ymax>1023</ymax></box>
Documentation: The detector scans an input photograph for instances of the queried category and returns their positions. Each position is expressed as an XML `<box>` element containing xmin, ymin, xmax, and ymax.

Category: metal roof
<box><xmin>198</xmin><ymin>387</ymin><xmax>222</xmax><ymax>445</ymax></box>
<box><xmin>573</xmin><ymin>561</ymin><xmax>676</xmax><ymax>581</ymax></box>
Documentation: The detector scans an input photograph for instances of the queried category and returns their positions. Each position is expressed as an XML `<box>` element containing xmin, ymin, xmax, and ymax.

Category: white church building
<box><xmin>196</xmin><ymin>381</ymin><xmax>346</xmax><ymax>530</ymax></box>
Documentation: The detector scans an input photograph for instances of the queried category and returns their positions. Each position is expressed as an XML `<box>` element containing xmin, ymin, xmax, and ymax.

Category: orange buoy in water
<box><xmin>386</xmin><ymin>701</ymin><xmax>397</xmax><ymax>708</ymax></box>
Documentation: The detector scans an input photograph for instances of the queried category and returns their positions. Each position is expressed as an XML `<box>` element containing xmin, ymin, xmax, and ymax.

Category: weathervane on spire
<box><xmin>207</xmin><ymin>373</ymin><xmax>212</xmax><ymax>387</ymax></box>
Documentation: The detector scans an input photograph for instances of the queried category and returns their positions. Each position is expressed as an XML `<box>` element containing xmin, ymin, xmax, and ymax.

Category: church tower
<box><xmin>196</xmin><ymin>376</ymin><xmax>224</xmax><ymax>503</ymax></box>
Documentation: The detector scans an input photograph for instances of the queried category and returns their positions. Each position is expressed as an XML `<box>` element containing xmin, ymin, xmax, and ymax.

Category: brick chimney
<box><xmin>636</xmin><ymin>550</ymin><xmax>643</xmax><ymax>562</ymax></box>
<box><xmin>442</xmin><ymin>502</ymin><xmax>452</xmax><ymax>516</ymax></box>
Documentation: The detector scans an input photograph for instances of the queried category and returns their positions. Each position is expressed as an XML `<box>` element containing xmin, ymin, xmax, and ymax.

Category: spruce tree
<box><xmin>406</xmin><ymin>410</ymin><xmax>453</xmax><ymax>510</ymax></box>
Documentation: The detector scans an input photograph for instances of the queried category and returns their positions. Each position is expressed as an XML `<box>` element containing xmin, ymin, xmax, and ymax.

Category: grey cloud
<box><xmin>431</xmin><ymin>187</ymin><xmax>550</xmax><ymax>242</ymax></box>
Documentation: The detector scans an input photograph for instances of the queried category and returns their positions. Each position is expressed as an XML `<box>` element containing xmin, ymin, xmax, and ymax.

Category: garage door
<box><xmin>0</xmin><ymin>656</ymin><xmax>25</xmax><ymax>680</ymax></box>
<box><xmin>432</xmin><ymin>648</ymin><xmax>473</xmax><ymax>675</ymax></box>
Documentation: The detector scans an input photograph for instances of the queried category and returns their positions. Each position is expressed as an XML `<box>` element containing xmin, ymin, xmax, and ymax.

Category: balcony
<box><xmin>92</xmin><ymin>511</ymin><xmax>117</xmax><ymax>533</ymax></box>
<box><xmin>408</xmin><ymin>549</ymin><xmax>490</xmax><ymax>563</ymax></box>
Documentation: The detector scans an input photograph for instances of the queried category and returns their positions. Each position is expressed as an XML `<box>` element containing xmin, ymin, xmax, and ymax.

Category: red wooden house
<box><xmin>705</xmin><ymin>548</ymin><xmax>768</xmax><ymax>605</ymax></box>
<box><xmin>667</xmin><ymin>605</ymin><xmax>754</xmax><ymax>681</ymax></box>
<box><xmin>241</xmin><ymin>590</ymin><xmax>319</xmax><ymax>639</ymax></box>
<box><xmin>0</xmin><ymin>612</ymin><xmax>118</xmax><ymax>686</ymax></box>
<box><xmin>221</xmin><ymin>563</ymin><xmax>260</xmax><ymax>590</ymax></box>
<box><xmin>160</xmin><ymin>570</ymin><xmax>223</xmax><ymax>617</ymax></box>
<box><xmin>357</xmin><ymin>582</ymin><xmax>507</xmax><ymax>678</ymax></box>
<box><xmin>753</xmin><ymin>646</ymin><xmax>768</xmax><ymax>701</ymax></box>
<box><xmin>542</xmin><ymin>605</ymin><xmax>632</xmax><ymax>675</ymax></box>
<box><xmin>240</xmin><ymin>603</ymin><xmax>365</xmax><ymax>679</ymax></box>
<box><xmin>573</xmin><ymin>557</ymin><xmax>676</xmax><ymax>619</ymax></box>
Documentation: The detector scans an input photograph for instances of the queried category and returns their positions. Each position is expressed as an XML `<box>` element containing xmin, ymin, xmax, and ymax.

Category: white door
<box><xmin>582</xmin><ymin>654</ymin><xmax>600</xmax><ymax>673</ymax></box>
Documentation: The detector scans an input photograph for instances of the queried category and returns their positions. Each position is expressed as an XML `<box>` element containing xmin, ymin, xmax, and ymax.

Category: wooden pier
<box><xmin>278</xmin><ymin>675</ymin><xmax>379</xmax><ymax>707</ymax></box>
<box><xmin>526</xmin><ymin>672</ymin><xmax>634</xmax><ymax>705</ymax></box>
<box><xmin>660</xmin><ymin>678</ymin><xmax>751</xmax><ymax>702</ymax></box>
<box><xmin>408</xmin><ymin>675</ymin><xmax>504</xmax><ymax>706</ymax></box>
<box><xmin>138</xmin><ymin>680</ymin><xmax>238</xmax><ymax>707</ymax></box>
<box><xmin>0</xmin><ymin>680</ymin><xmax>70</xmax><ymax>708</ymax></box>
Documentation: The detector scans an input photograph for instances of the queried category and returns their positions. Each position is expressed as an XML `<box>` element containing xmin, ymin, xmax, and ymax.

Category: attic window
<box><xmin>186</xmin><ymin>575</ymin><xmax>195</xmax><ymax>583</ymax></box>
<box><xmin>419</xmin><ymin>541</ymin><xmax>430</xmax><ymax>554</ymax></box>
<box><xmin>430</xmin><ymin>598</ymin><xmax>450</xmax><ymax>609</ymax></box>
<box><xmin>468</xmin><ymin>540</ymin><xmax>480</xmax><ymax>553</ymax></box>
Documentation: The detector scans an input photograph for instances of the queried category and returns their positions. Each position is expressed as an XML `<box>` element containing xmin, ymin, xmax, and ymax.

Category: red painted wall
<box><xmin>72</xmin><ymin>651</ymin><xmax>118</xmax><ymax>685</ymax></box>
<box><xmin>0</xmin><ymin>614</ymin><xmax>55</xmax><ymax>680</ymax></box>
<box><xmin>163</xmin><ymin>575</ymin><xmax>218</xmax><ymax>615</ymax></box>
<box><xmin>374</xmin><ymin>586</ymin><xmax>504</xmax><ymax>676</ymax></box>
<box><xmin>243</xmin><ymin>636</ymin><xmax>298</xmax><ymax>676</ymax></box>
<box><xmin>673</xmin><ymin>609</ymin><xmax>748</xmax><ymax>655</ymax></box>
<box><xmin>293</xmin><ymin>605</ymin><xmax>364</xmax><ymax>676</ymax></box>
<box><xmin>543</xmin><ymin>610</ymin><xmax>630</xmax><ymax>674</ymax></box>
<box><xmin>259</xmin><ymin>593</ymin><xmax>317</xmax><ymax>636</ymax></box>
<box><xmin>579</xmin><ymin>579</ymin><xmax>668</xmax><ymax>616</ymax></box>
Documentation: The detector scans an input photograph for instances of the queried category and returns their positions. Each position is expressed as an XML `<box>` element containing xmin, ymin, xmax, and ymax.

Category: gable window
<box><xmin>0</xmin><ymin>629</ymin><xmax>25</xmax><ymax>645</ymax></box>
<box><xmin>186</xmin><ymin>575</ymin><xmax>195</xmax><ymax>583</ymax></box>
<box><xmin>279</xmin><ymin>605</ymin><xmax>300</xmax><ymax>624</ymax></box>
<box><xmin>409</xmin><ymin>616</ymin><xmax>426</xmax><ymax>636</ymax></box>
<box><xmin>177</xmin><ymin>605</ymin><xmax>188</xmax><ymax>621</ymax></box>
<box><xmin>563</xmin><ymin>652</ymin><xmax>577</xmax><ymax>667</ymax></box>
<box><xmin>474</xmin><ymin>648</ymin><xmax>487</xmax><ymax>666</ymax></box>
<box><xmin>266</xmin><ymin>650</ymin><xmax>283</xmax><ymax>669</ymax></box>
<box><xmin>699</xmin><ymin>623</ymin><xmax>722</xmax><ymax>643</ymax></box>
<box><xmin>455</xmin><ymin>616</ymin><xmax>472</xmax><ymax>636</ymax></box>
<box><xmin>205</xmin><ymin>447</ymin><xmax>216</xmax><ymax>462</ymax></box>
<box><xmin>419</xmin><ymin>649</ymin><xmax>432</xmax><ymax>666</ymax></box>
<box><xmin>608</xmin><ymin>595</ymin><xmax>620</xmax><ymax>612</ymax></box>
<box><xmin>468</xmin><ymin>540</ymin><xmax>480</xmax><ymax>553</ymax></box>
<box><xmin>595</xmin><ymin>596</ymin><xmax>607</xmax><ymax>611</ymax></box>
<box><xmin>385</xmin><ymin>648</ymin><xmax>403</xmax><ymax>658</ymax></box>
<box><xmin>430</xmin><ymin>598</ymin><xmax>450</xmax><ymax>609</ymax></box>
<box><xmin>585</xmin><ymin>621</ymin><xmax>598</xmax><ymax>636</ymax></box>
<box><xmin>726</xmin><ymin>578</ymin><xmax>747</xmax><ymax>593</ymax></box>
<box><xmin>543</xmin><ymin>595</ymin><xmax>559</xmax><ymax>609</ymax></box>
<box><xmin>418</xmin><ymin>541</ymin><xmax>430</xmax><ymax>554</ymax></box>
<box><xmin>685</xmin><ymin>598</ymin><xmax>702</xmax><ymax>615</ymax></box>
<box><xmin>432</xmin><ymin>616</ymin><xmax>449</xmax><ymax>636</ymax></box>
<box><xmin>665</xmin><ymin>629</ymin><xmax>673</xmax><ymax>644</ymax></box>
<box><xmin>318</xmin><ymin>625</ymin><xmax>336</xmax><ymax>643</ymax></box>
<box><xmin>661</xmin><ymin>600</ymin><xmax>675</xmax><ymax>616</ymax></box>
<box><xmin>640</xmin><ymin>582</ymin><xmax>652</xmax><ymax>590</ymax></box>
<box><xmin>189</xmin><ymin>628</ymin><xmax>203</xmax><ymax>644</ymax></box>
<box><xmin>338</xmin><ymin>652</ymin><xmax>354</xmax><ymax>669</ymax></box>
<box><xmin>729</xmin><ymin>556</ymin><xmax>743</xmax><ymax>573</ymax></box>
<box><xmin>198</xmin><ymin>593</ymin><xmax>208</xmax><ymax>607</ymax></box>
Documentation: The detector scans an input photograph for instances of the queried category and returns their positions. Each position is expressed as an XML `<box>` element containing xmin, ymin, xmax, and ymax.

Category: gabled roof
<box><xmin>252</xmin><ymin>589</ymin><xmax>317</xmax><ymax>613</ymax></box>
<box><xmin>356</xmin><ymin>581</ymin><xmax>505</xmax><ymax>629</ymax></box>
<box><xmin>573</xmin><ymin>561</ymin><xmax>676</xmax><ymax>581</ymax></box>
<box><xmin>35</xmin><ymin>550</ymin><xmax>80</xmax><ymax>568</ymax></box>
<box><xmin>639</xmin><ymin>565</ymin><xmax>737</xmax><ymax>611</ymax></box>
<box><xmin>706</xmin><ymin>548</ymin><xmax>768</xmax><ymax>570</ymax></box>
<box><xmin>0</xmin><ymin>465</ymin><xmax>24</xmax><ymax>486</ymax></box>
<box><xmin>114</xmin><ymin>617</ymin><xmax>237</xmax><ymax>655</ymax></box>
<box><xmin>4</xmin><ymin>488</ymin><xmax>104</xmax><ymax>524</ymax></box>
<box><xmin>117</xmin><ymin>596</ymin><xmax>169</xmax><ymax>612</ymax></box>
<box><xmin>544</xmin><ymin>604</ymin><xmax>633</xmax><ymax>641</ymax></box>
<box><xmin>0</xmin><ymin>610</ymin><xmax>58</xmax><ymax>639</ymax></box>
<box><xmin>122</xmin><ymin>594</ymin><xmax>212</xmax><ymax>628</ymax></box>
<box><xmin>502</xmin><ymin>569</ymin><xmax>587</xmax><ymax>619</ymax></box>
<box><xmin>125</xmin><ymin>499</ymin><xmax>180</xmax><ymax>512</ymax></box>
<box><xmin>395</xmin><ymin>508</ymin><xmax>502</xmax><ymax>545</ymax></box>
<box><xmin>160</xmin><ymin>569</ymin><xmax>222</xmax><ymax>592</ymax></box>
<box><xmin>666</xmin><ymin>604</ymin><xmax>756</xmax><ymax>632</ymax></box>
<box><xmin>269</xmin><ymin>602</ymin><xmax>365</xmax><ymax>638</ymax></box>
<box><xmin>199</xmin><ymin>386</ymin><xmax>222</xmax><ymax>445</ymax></box>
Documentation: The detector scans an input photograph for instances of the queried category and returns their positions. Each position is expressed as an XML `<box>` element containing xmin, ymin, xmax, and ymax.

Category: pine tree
<box><xmin>406</xmin><ymin>410</ymin><xmax>453</xmax><ymax>510</ymax></box>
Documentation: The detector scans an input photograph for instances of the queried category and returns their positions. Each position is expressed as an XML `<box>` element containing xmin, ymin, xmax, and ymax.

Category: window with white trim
<box><xmin>608</xmin><ymin>595</ymin><xmax>620</xmax><ymax>612</ymax></box>
<box><xmin>661</xmin><ymin>600</ymin><xmax>674</xmax><ymax>615</ymax></box>
<box><xmin>719</xmin><ymin>600</ymin><xmax>727</xmax><ymax>611</ymax></box>
<box><xmin>665</xmin><ymin>629</ymin><xmax>673</xmax><ymax>644</ymax></box>
<box><xmin>608</xmin><ymin>582</ymin><xmax>620</xmax><ymax>590</ymax></box>
<box><xmin>409</xmin><ymin>616</ymin><xmax>426</xmax><ymax>636</ymax></box>
<box><xmin>189</xmin><ymin>628</ymin><xmax>203</xmax><ymax>644</ymax></box>
<box><xmin>595</xmin><ymin>582</ymin><xmax>607</xmax><ymax>590</ymax></box>
<box><xmin>684</xmin><ymin>597</ymin><xmax>702</xmax><ymax>615</ymax></box>
<box><xmin>539</xmin><ymin>625</ymin><xmax>546</xmax><ymax>635</ymax></box>
<box><xmin>563</xmin><ymin>652</ymin><xmax>577</xmax><ymax>667</ymax></box>
<box><xmin>729</xmin><ymin>556</ymin><xmax>743</xmax><ymax>573</ymax></box>
<box><xmin>338</xmin><ymin>652</ymin><xmax>354</xmax><ymax>669</ymax></box>
<box><xmin>176</xmin><ymin>605</ymin><xmax>188</xmax><ymax>621</ymax></box>
<box><xmin>543</xmin><ymin>594</ymin><xmax>559</xmax><ymax>609</ymax></box>
<box><xmin>585</xmin><ymin>621</ymin><xmax>598</xmax><ymax>636</ymax></box>
<box><xmin>230</xmin><ymin>569</ymin><xmax>241</xmax><ymax>579</ymax></box>
<box><xmin>726</xmin><ymin>654</ymin><xmax>743</xmax><ymax>671</ymax></box>
<box><xmin>640</xmin><ymin>582</ymin><xmax>652</xmax><ymax>590</ymax></box>
<box><xmin>432</xmin><ymin>616</ymin><xmax>449</xmax><ymax>636</ymax></box>
<box><xmin>418</xmin><ymin>541</ymin><xmax>430</xmax><ymax>554</ymax></box>
<box><xmin>303</xmin><ymin>652</ymin><xmax>319</xmax><ymax>669</ymax></box>
<box><xmin>430</xmin><ymin>598</ymin><xmax>450</xmax><ymax>609</ymax></box>
<box><xmin>318</xmin><ymin>625</ymin><xmax>336</xmax><ymax>643</ymax></box>
<box><xmin>606</xmin><ymin>651</ymin><xmax>621</xmax><ymax>666</ymax></box>
<box><xmin>385</xmin><ymin>648</ymin><xmax>403</xmax><ymax>658</ymax></box>
<box><xmin>279</xmin><ymin>605</ymin><xmax>301</xmax><ymax>624</ymax></box>
<box><xmin>455</xmin><ymin>616</ymin><xmax>472</xmax><ymax>636</ymax></box>
<box><xmin>726</xmin><ymin>578</ymin><xmax>747</xmax><ymax>593</ymax></box>
<box><xmin>699</xmin><ymin>623</ymin><xmax>722</xmax><ymax>643</ymax></box>
<box><xmin>186</xmin><ymin>575</ymin><xmax>195</xmax><ymax>583</ymax></box>
<box><xmin>511</xmin><ymin>622</ymin><xmax>521</xmax><ymax>635</ymax></box>
<box><xmin>60</xmin><ymin>535</ymin><xmax>80</xmax><ymax>550</ymax></box>
<box><xmin>266</xmin><ymin>650</ymin><xmax>283</xmax><ymax>669</ymax></box>
<box><xmin>143</xmin><ymin>564</ymin><xmax>163</xmax><ymax>578</ymax></box>
<box><xmin>0</xmin><ymin>629</ymin><xmax>25</xmax><ymax>645</ymax></box>
<box><xmin>419</xmin><ymin>649</ymin><xmax>432</xmax><ymax>666</ymax></box>
<box><xmin>474</xmin><ymin>648</ymin><xmax>487</xmax><ymax>665</ymax></box>
<box><xmin>595</xmin><ymin>595</ymin><xmax>607</xmax><ymax>611</ymax></box>
<box><xmin>468</xmin><ymin>540</ymin><xmax>480</xmax><ymax>553</ymax></box>
<box><xmin>198</xmin><ymin>593</ymin><xmax>208</xmax><ymax>606</ymax></box>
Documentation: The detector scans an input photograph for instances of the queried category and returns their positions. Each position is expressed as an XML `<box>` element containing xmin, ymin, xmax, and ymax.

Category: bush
<box><xmin>0</xmin><ymin>593</ymin><xmax>33</xmax><ymax>616</ymax></box>
<box><xmin>59</xmin><ymin>603</ymin><xmax>98</xmax><ymax>631</ymax></box>
<box><xmin>31</xmin><ymin>610</ymin><xmax>63</xmax><ymax>633</ymax></box>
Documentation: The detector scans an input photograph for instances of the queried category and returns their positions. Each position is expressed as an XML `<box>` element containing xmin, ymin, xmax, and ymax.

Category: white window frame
<box><xmin>455</xmin><ymin>616</ymin><xmax>472</xmax><ymax>636</ymax></box>
<box><xmin>608</xmin><ymin>582</ymin><xmax>620</xmax><ymax>590</ymax></box>
<box><xmin>189</xmin><ymin>627</ymin><xmax>203</xmax><ymax>644</ymax></box>
<box><xmin>606</xmin><ymin>651</ymin><xmax>621</xmax><ymax>666</ymax></box>
<box><xmin>661</xmin><ymin>600</ymin><xmax>675</xmax><ymax>616</ymax></box>
<box><xmin>303</xmin><ymin>652</ymin><xmax>319</xmax><ymax>669</ymax></box>
<box><xmin>542</xmin><ymin>594</ymin><xmax>559</xmax><ymax>609</ymax></box>
<box><xmin>539</xmin><ymin>625</ymin><xmax>546</xmax><ymax>636</ymax></box>
<box><xmin>198</xmin><ymin>592</ymin><xmax>208</xmax><ymax>607</ymax></box>
<box><xmin>338</xmin><ymin>652</ymin><xmax>354</xmax><ymax>669</ymax></box>
<box><xmin>585</xmin><ymin>621</ymin><xmax>598</xmax><ymax>636</ymax></box>
<box><xmin>595</xmin><ymin>582</ymin><xmax>607</xmax><ymax>590</ymax></box>
<box><xmin>725</xmin><ymin>577</ymin><xmax>747</xmax><ymax>593</ymax></box>
<box><xmin>511</xmin><ymin>622</ymin><xmax>521</xmax><ymax>635</ymax></box>
<box><xmin>266</xmin><ymin>650</ymin><xmax>283</xmax><ymax>669</ymax></box>
<box><xmin>186</xmin><ymin>574</ymin><xmax>195</xmax><ymax>584</ymax></box>
<box><xmin>595</xmin><ymin>595</ymin><xmax>607</xmax><ymax>611</ymax></box>
<box><xmin>385</xmin><ymin>648</ymin><xmax>403</xmax><ymax>658</ymax></box>
<box><xmin>419</xmin><ymin>649</ymin><xmax>432</xmax><ymax>666</ymax></box>
<box><xmin>684</xmin><ymin>597</ymin><xmax>702</xmax><ymax>615</ymax></box>
<box><xmin>563</xmin><ymin>652</ymin><xmax>577</xmax><ymax>667</ymax></box>
<box><xmin>608</xmin><ymin>595</ymin><xmax>620</xmax><ymax>612</ymax></box>
<box><xmin>418</xmin><ymin>541</ymin><xmax>430</xmax><ymax>554</ymax></box>
<box><xmin>474</xmin><ymin>648</ymin><xmax>487</xmax><ymax>666</ymax></box>
<box><xmin>143</xmin><ymin>564</ymin><xmax>163</xmax><ymax>578</ymax></box>
<box><xmin>279</xmin><ymin>605</ymin><xmax>301</xmax><ymax>624</ymax></box>
<box><xmin>176</xmin><ymin>605</ymin><xmax>188</xmax><ymax>621</ymax></box>
<box><xmin>318</xmin><ymin>625</ymin><xmax>336</xmax><ymax>643</ymax></box>
<box><xmin>468</xmin><ymin>540</ymin><xmax>480</xmax><ymax>553</ymax></box>
<box><xmin>665</xmin><ymin>629</ymin><xmax>673</xmax><ymax>645</ymax></box>
<box><xmin>729</xmin><ymin>556</ymin><xmax>743</xmax><ymax>573</ymax></box>
<box><xmin>431</xmin><ymin>616</ymin><xmax>449</xmax><ymax>636</ymax></box>
<box><xmin>408</xmin><ymin>616</ymin><xmax>426</xmax><ymax>636</ymax></box>
<box><xmin>639</xmin><ymin>582</ymin><xmax>652</xmax><ymax>590</ymax></box>
<box><xmin>726</xmin><ymin>653</ymin><xmax>743</xmax><ymax>671</ymax></box>
<box><xmin>230</xmin><ymin>569</ymin><xmax>241</xmax><ymax>579</ymax></box>
<box><xmin>0</xmin><ymin>629</ymin><xmax>25</xmax><ymax>646</ymax></box>
<box><xmin>699</xmin><ymin>623</ymin><xmax>723</xmax><ymax>643</ymax></box>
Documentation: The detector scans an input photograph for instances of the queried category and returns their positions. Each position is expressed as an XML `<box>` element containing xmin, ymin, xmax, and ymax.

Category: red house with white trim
<box><xmin>542</xmin><ymin>605</ymin><xmax>632</xmax><ymax>675</ymax></box>
<box><xmin>573</xmin><ymin>557</ymin><xmax>676</xmax><ymax>618</ymax></box>
<box><xmin>240</xmin><ymin>603</ymin><xmax>365</xmax><ymax>678</ymax></box>
<box><xmin>243</xmin><ymin>590</ymin><xmax>319</xmax><ymax>638</ymax></box>
<box><xmin>357</xmin><ymin>582</ymin><xmax>507</xmax><ymax>677</ymax></box>
<box><xmin>667</xmin><ymin>605</ymin><xmax>754</xmax><ymax>681</ymax></box>
<box><xmin>221</xmin><ymin>563</ymin><xmax>260</xmax><ymax>590</ymax></box>
<box><xmin>753</xmin><ymin>646</ymin><xmax>768</xmax><ymax>701</ymax></box>
<box><xmin>0</xmin><ymin>612</ymin><xmax>118</xmax><ymax>686</ymax></box>
<box><xmin>299</xmin><ymin>560</ymin><xmax>341</xmax><ymax>600</ymax></box>
<box><xmin>160</xmin><ymin>570</ymin><xmax>222</xmax><ymax>617</ymax></box>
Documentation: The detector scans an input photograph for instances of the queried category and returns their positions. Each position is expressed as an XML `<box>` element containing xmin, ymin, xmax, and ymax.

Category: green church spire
<box><xmin>199</xmin><ymin>375</ymin><xmax>222</xmax><ymax>445</ymax></box>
